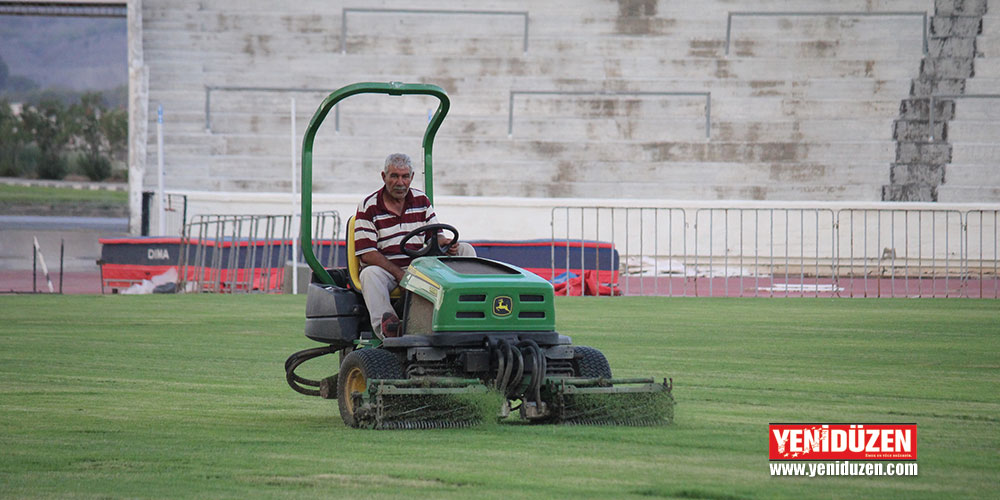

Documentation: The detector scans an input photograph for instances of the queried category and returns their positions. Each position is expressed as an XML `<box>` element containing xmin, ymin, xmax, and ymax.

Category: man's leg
<box><xmin>359</xmin><ymin>265</ymin><xmax>397</xmax><ymax>338</ymax></box>
<box><xmin>454</xmin><ymin>242</ymin><xmax>477</xmax><ymax>257</ymax></box>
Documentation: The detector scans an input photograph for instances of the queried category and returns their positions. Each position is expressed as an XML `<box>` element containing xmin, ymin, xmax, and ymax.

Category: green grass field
<box><xmin>1</xmin><ymin>296</ymin><xmax>997</xmax><ymax>499</ymax></box>
<box><xmin>0</xmin><ymin>184</ymin><xmax>127</xmax><ymax>204</ymax></box>
<box><xmin>0</xmin><ymin>184</ymin><xmax>127</xmax><ymax>217</ymax></box>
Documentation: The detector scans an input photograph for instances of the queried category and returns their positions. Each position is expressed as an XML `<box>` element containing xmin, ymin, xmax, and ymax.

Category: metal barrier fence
<box><xmin>164</xmin><ymin>193</ymin><xmax>188</xmax><ymax>236</ymax></box>
<box><xmin>551</xmin><ymin>207</ymin><xmax>1000</xmax><ymax>298</ymax></box>
<box><xmin>179</xmin><ymin>211</ymin><xmax>340</xmax><ymax>293</ymax></box>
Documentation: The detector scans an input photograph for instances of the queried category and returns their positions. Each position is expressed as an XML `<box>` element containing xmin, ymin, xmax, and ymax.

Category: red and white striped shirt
<box><xmin>354</xmin><ymin>187</ymin><xmax>439</xmax><ymax>267</ymax></box>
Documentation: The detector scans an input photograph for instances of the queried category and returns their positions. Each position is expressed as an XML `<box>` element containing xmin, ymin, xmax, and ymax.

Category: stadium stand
<box><xmin>135</xmin><ymin>0</ymin><xmax>999</xmax><ymax>208</ymax></box>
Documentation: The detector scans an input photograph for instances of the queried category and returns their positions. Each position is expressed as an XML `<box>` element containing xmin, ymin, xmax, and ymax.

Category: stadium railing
<box><xmin>551</xmin><ymin>206</ymin><xmax>998</xmax><ymax>298</ymax></box>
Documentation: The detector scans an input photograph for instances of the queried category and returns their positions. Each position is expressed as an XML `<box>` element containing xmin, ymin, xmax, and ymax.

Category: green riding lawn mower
<box><xmin>284</xmin><ymin>82</ymin><xmax>674</xmax><ymax>429</ymax></box>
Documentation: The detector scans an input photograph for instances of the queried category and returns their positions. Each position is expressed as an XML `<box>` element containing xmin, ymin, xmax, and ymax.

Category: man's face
<box><xmin>382</xmin><ymin>164</ymin><xmax>413</xmax><ymax>202</ymax></box>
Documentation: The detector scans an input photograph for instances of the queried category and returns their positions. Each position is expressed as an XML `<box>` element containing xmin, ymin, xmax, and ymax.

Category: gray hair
<box><xmin>383</xmin><ymin>153</ymin><xmax>413</xmax><ymax>173</ymax></box>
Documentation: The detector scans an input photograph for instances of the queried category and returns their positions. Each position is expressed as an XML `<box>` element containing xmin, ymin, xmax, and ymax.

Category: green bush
<box><xmin>0</xmin><ymin>98</ymin><xmax>23</xmax><ymax>177</ymax></box>
<box><xmin>0</xmin><ymin>161</ymin><xmax>17</xmax><ymax>178</ymax></box>
<box><xmin>14</xmin><ymin>144</ymin><xmax>41</xmax><ymax>178</ymax></box>
<box><xmin>0</xmin><ymin>148</ymin><xmax>19</xmax><ymax>177</ymax></box>
<box><xmin>36</xmin><ymin>152</ymin><xmax>69</xmax><ymax>180</ymax></box>
<box><xmin>77</xmin><ymin>154</ymin><xmax>112</xmax><ymax>181</ymax></box>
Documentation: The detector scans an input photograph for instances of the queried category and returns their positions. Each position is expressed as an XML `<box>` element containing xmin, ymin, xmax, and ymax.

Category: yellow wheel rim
<box><xmin>343</xmin><ymin>366</ymin><xmax>367</xmax><ymax>414</ymax></box>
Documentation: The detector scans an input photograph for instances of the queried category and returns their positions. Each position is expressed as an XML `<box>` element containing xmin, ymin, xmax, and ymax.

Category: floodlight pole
<box><xmin>156</xmin><ymin>105</ymin><xmax>165</xmax><ymax>236</ymax></box>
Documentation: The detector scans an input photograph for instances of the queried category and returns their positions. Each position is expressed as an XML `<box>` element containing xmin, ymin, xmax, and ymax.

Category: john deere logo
<box><xmin>493</xmin><ymin>296</ymin><xmax>513</xmax><ymax>316</ymax></box>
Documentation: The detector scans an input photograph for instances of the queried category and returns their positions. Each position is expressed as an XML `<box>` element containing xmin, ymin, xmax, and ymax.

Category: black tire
<box><xmin>337</xmin><ymin>348</ymin><xmax>403</xmax><ymax>428</ymax></box>
<box><xmin>573</xmin><ymin>346</ymin><xmax>613</xmax><ymax>379</ymax></box>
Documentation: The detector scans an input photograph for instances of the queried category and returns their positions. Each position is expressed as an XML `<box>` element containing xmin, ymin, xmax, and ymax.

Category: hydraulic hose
<box><xmin>510</xmin><ymin>344</ymin><xmax>524</xmax><ymax>397</ymax></box>
<box><xmin>494</xmin><ymin>340</ymin><xmax>507</xmax><ymax>393</ymax></box>
<box><xmin>517</xmin><ymin>339</ymin><xmax>546</xmax><ymax>405</ymax></box>
<box><xmin>285</xmin><ymin>345</ymin><xmax>339</xmax><ymax>396</ymax></box>
<box><xmin>491</xmin><ymin>339</ymin><xmax>544</xmax><ymax>403</ymax></box>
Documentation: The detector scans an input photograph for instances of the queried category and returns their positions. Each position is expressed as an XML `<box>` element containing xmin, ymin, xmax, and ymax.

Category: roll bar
<box><xmin>299</xmin><ymin>82</ymin><xmax>450</xmax><ymax>285</ymax></box>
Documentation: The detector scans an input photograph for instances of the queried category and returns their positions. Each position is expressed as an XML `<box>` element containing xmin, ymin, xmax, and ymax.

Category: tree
<box><xmin>67</xmin><ymin>92</ymin><xmax>125</xmax><ymax>181</ymax></box>
<box><xmin>2</xmin><ymin>92</ymin><xmax>128</xmax><ymax>181</ymax></box>
<box><xmin>100</xmin><ymin>106</ymin><xmax>127</xmax><ymax>163</ymax></box>
<box><xmin>68</xmin><ymin>93</ymin><xmax>104</xmax><ymax>158</ymax></box>
<box><xmin>0</xmin><ymin>98</ymin><xmax>27</xmax><ymax>176</ymax></box>
<box><xmin>20</xmin><ymin>99</ymin><xmax>70</xmax><ymax>179</ymax></box>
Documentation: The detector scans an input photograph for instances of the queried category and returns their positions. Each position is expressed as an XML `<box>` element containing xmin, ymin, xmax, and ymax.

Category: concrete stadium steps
<box><xmin>147</xmin><ymin>173</ymin><xmax>885</xmax><ymax>202</ymax></box>
<box><xmin>432</xmin><ymin>160</ymin><xmax>889</xmax><ymax>186</ymax></box>
<box><xmin>950</xmin><ymin>143</ymin><xmax>1000</xmax><ymax>165</ymax></box>
<box><xmin>506</xmin><ymin>77</ymin><xmax>914</xmax><ymax>99</ymax></box>
<box><xmin>941</xmin><ymin>164</ymin><xmax>1000</xmax><ymax>187</ymax></box>
<box><xmin>150</xmin><ymin>111</ymin><xmax>213</xmax><ymax>136</ymax></box>
<box><xmin>196</xmin><ymin>134</ymin><xmax>895</xmax><ymax>165</ymax></box>
<box><xmin>965</xmin><ymin>11</ymin><xmax>996</xmax><ymax>68</ymax></box>
<box><xmin>145</xmin><ymin>132</ymin><xmax>223</xmax><ymax>157</ymax></box>
<box><xmin>965</xmin><ymin>78</ymin><xmax>1000</xmax><ymax>93</ymax></box>
<box><xmin>139</xmin><ymin>13</ymin><xmax>933</xmax><ymax>59</ymax></box>
<box><xmin>200</xmin><ymin>96</ymin><xmax>903</xmax><ymax>140</ymax></box>
<box><xmin>938</xmin><ymin>185</ymin><xmax>1000</xmax><ymax>203</ymax></box>
<box><xmin>978</xmin><ymin>34</ymin><xmax>1000</xmax><ymax>58</ymax></box>
<box><xmin>195</xmin><ymin>78</ymin><xmax>915</xmax><ymax>114</ymax></box>
<box><xmin>972</xmin><ymin>55</ymin><xmax>1000</xmax><ymax>78</ymax></box>
<box><xmin>198</xmin><ymin>115</ymin><xmax>893</xmax><ymax>145</ymax></box>
<box><xmin>725</xmin><ymin>38</ymin><xmax>925</xmax><ymax>59</ymax></box>
<box><xmin>181</xmin><ymin>53</ymin><xmax>924</xmax><ymax>82</ymax></box>
<box><xmin>434</xmin><ymin>179</ymin><xmax>883</xmax><ymax>201</ymax></box>
<box><xmin>339</xmin><ymin>35</ymin><xmax>924</xmax><ymax>60</ymax></box>
<box><xmin>510</xmin><ymin>95</ymin><xmax>903</xmax><ymax>119</ymax></box>
<box><xmin>952</xmin><ymin>98</ymin><xmax>1000</xmax><ymax>120</ymax></box>
<box><xmin>150</xmin><ymin>153</ymin><xmax>893</xmax><ymax>197</ymax></box>
<box><xmin>156</xmin><ymin>156</ymin><xmax>886</xmax><ymax>192</ymax></box>
<box><xmin>199</xmin><ymin>113</ymin><xmax>891</xmax><ymax>144</ymax></box>
<box><xmin>948</xmin><ymin>120</ymin><xmax>1000</xmax><ymax>142</ymax></box>
<box><xmin>202</xmin><ymin>90</ymin><xmax>908</xmax><ymax>118</ymax></box>
<box><xmin>712</xmin><ymin>120</ymin><xmax>891</xmax><ymax>142</ymax></box>
<box><xmin>729</xmin><ymin>22</ymin><xmax>926</xmax><ymax>53</ymax></box>
<box><xmin>442</xmin><ymin>139</ymin><xmax>895</xmax><ymax>164</ymax></box>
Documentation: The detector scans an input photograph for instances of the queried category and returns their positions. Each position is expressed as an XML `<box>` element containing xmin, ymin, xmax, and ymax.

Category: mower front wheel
<box><xmin>337</xmin><ymin>348</ymin><xmax>403</xmax><ymax>428</ymax></box>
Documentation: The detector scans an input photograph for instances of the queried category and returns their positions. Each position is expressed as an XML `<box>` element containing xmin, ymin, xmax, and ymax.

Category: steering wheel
<box><xmin>399</xmin><ymin>223</ymin><xmax>459</xmax><ymax>258</ymax></box>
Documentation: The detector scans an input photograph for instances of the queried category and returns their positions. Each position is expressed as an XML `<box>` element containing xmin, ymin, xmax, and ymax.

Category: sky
<box><xmin>0</xmin><ymin>15</ymin><xmax>126</xmax><ymax>91</ymax></box>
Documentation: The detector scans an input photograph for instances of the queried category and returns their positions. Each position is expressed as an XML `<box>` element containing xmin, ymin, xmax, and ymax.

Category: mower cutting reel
<box><xmin>284</xmin><ymin>82</ymin><xmax>674</xmax><ymax>429</ymax></box>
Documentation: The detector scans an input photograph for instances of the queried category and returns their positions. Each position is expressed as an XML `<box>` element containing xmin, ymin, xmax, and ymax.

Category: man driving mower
<box><xmin>354</xmin><ymin>153</ymin><xmax>476</xmax><ymax>338</ymax></box>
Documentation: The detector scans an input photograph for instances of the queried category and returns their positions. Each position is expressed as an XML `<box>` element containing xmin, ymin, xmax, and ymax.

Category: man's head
<box><xmin>381</xmin><ymin>153</ymin><xmax>413</xmax><ymax>202</ymax></box>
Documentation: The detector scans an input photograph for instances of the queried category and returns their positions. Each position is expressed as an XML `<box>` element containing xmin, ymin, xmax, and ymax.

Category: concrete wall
<box><xmin>137</xmin><ymin>0</ymin><xmax>999</xmax><ymax>235</ymax></box>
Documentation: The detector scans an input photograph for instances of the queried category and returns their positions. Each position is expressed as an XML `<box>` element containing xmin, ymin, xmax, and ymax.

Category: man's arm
<box><xmin>360</xmin><ymin>250</ymin><xmax>406</xmax><ymax>282</ymax></box>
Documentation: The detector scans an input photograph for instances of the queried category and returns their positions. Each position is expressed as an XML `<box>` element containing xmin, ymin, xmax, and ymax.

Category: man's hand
<box><xmin>439</xmin><ymin>235</ymin><xmax>459</xmax><ymax>256</ymax></box>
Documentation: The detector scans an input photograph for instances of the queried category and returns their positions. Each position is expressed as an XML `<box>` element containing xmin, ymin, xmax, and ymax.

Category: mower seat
<box><xmin>346</xmin><ymin>216</ymin><xmax>402</xmax><ymax>298</ymax></box>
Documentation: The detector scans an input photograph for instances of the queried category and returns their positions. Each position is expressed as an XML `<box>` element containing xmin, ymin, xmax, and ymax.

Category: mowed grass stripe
<box><xmin>0</xmin><ymin>295</ymin><xmax>997</xmax><ymax>499</ymax></box>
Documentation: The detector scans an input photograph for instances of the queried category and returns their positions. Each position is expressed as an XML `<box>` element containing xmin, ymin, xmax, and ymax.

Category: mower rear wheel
<box><xmin>337</xmin><ymin>348</ymin><xmax>403</xmax><ymax>428</ymax></box>
<box><xmin>573</xmin><ymin>346</ymin><xmax>613</xmax><ymax>379</ymax></box>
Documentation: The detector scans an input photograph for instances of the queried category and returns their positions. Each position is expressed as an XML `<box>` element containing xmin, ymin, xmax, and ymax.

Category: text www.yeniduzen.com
<box><xmin>770</xmin><ymin>461</ymin><xmax>918</xmax><ymax>477</ymax></box>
